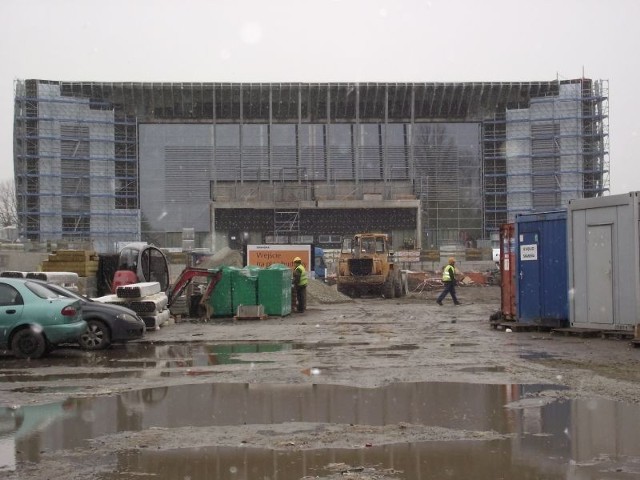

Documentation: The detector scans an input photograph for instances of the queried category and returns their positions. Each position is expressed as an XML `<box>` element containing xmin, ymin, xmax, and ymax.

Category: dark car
<box><xmin>40</xmin><ymin>282</ymin><xmax>146</xmax><ymax>350</ymax></box>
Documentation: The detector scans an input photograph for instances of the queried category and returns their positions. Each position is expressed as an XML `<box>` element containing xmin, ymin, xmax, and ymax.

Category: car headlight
<box><xmin>116</xmin><ymin>313</ymin><xmax>139</xmax><ymax>323</ymax></box>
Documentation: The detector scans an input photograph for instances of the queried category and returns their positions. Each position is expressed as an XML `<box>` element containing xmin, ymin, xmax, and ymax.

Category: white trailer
<box><xmin>568</xmin><ymin>192</ymin><xmax>640</xmax><ymax>331</ymax></box>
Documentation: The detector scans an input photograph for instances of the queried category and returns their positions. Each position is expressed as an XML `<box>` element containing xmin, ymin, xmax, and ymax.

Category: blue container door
<box><xmin>518</xmin><ymin>230</ymin><xmax>541</xmax><ymax>321</ymax></box>
<box><xmin>541</xmin><ymin>219</ymin><xmax>568</xmax><ymax>321</ymax></box>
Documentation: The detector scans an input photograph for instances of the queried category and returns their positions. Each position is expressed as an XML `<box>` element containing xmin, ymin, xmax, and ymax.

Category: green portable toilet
<box><xmin>258</xmin><ymin>263</ymin><xmax>292</xmax><ymax>316</ymax></box>
<box><xmin>231</xmin><ymin>266</ymin><xmax>260</xmax><ymax>311</ymax></box>
<box><xmin>208</xmin><ymin>266</ymin><xmax>234</xmax><ymax>317</ymax></box>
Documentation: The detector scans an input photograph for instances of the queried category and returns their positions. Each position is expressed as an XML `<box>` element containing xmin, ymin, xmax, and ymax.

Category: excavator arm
<box><xmin>166</xmin><ymin>268</ymin><xmax>222</xmax><ymax>307</ymax></box>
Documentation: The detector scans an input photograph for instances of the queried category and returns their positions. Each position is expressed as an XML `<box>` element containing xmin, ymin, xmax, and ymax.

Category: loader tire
<box><xmin>394</xmin><ymin>273</ymin><xmax>403</xmax><ymax>298</ymax></box>
<box><xmin>383</xmin><ymin>276</ymin><xmax>394</xmax><ymax>299</ymax></box>
<box><xmin>337</xmin><ymin>284</ymin><xmax>353</xmax><ymax>298</ymax></box>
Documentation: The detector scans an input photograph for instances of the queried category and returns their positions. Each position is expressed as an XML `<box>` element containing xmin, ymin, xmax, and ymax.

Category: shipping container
<box><xmin>515</xmin><ymin>211</ymin><xmax>568</xmax><ymax>327</ymax></box>
<box><xmin>568</xmin><ymin>192</ymin><xmax>640</xmax><ymax>331</ymax></box>
<box><xmin>500</xmin><ymin>223</ymin><xmax>517</xmax><ymax>320</ymax></box>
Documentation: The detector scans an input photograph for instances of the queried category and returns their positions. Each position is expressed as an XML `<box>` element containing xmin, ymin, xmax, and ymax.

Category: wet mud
<box><xmin>1</xmin><ymin>285</ymin><xmax>640</xmax><ymax>479</ymax></box>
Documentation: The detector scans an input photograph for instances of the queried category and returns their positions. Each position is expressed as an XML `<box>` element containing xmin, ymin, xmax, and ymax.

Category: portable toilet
<box><xmin>515</xmin><ymin>211</ymin><xmax>568</xmax><ymax>327</ymax></box>
<box><xmin>568</xmin><ymin>192</ymin><xmax>640</xmax><ymax>331</ymax></box>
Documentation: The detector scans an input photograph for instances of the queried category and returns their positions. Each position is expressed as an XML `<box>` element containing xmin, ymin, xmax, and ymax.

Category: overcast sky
<box><xmin>1</xmin><ymin>0</ymin><xmax>637</xmax><ymax>194</ymax></box>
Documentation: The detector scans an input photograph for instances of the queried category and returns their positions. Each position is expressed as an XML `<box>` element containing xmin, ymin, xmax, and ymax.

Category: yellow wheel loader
<box><xmin>336</xmin><ymin>233</ymin><xmax>405</xmax><ymax>299</ymax></box>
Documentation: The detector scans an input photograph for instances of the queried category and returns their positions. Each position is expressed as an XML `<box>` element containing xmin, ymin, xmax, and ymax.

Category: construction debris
<box><xmin>193</xmin><ymin>247</ymin><xmax>243</xmax><ymax>269</ymax></box>
<box><xmin>306</xmin><ymin>279</ymin><xmax>353</xmax><ymax>305</ymax></box>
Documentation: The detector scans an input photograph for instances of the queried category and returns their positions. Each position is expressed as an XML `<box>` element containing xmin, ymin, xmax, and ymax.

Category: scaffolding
<box><xmin>13</xmin><ymin>80</ymin><xmax>140</xmax><ymax>252</ymax></box>
<box><xmin>483</xmin><ymin>78</ymin><xmax>609</xmax><ymax>231</ymax></box>
<box><xmin>12</xmin><ymin>79</ymin><xmax>609</xmax><ymax>252</ymax></box>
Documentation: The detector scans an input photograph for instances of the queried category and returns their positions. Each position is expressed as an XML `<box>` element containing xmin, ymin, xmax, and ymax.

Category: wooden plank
<box><xmin>551</xmin><ymin>327</ymin><xmax>634</xmax><ymax>340</ymax></box>
<box><xmin>50</xmin><ymin>250</ymin><xmax>97</xmax><ymax>261</ymax></box>
<box><xmin>552</xmin><ymin>327</ymin><xmax>602</xmax><ymax>338</ymax></box>
<box><xmin>233</xmin><ymin>304</ymin><xmax>268</xmax><ymax>321</ymax></box>
<box><xmin>493</xmin><ymin>322</ymin><xmax>553</xmax><ymax>332</ymax></box>
<box><xmin>600</xmin><ymin>330</ymin><xmax>634</xmax><ymax>340</ymax></box>
<box><xmin>233</xmin><ymin>314</ymin><xmax>268</xmax><ymax>321</ymax></box>
<box><xmin>42</xmin><ymin>260</ymin><xmax>99</xmax><ymax>267</ymax></box>
<box><xmin>40</xmin><ymin>262</ymin><xmax>98</xmax><ymax>276</ymax></box>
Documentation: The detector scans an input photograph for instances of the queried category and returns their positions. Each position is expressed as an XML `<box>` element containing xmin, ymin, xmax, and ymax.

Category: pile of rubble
<box><xmin>306</xmin><ymin>278</ymin><xmax>353</xmax><ymax>305</ymax></box>
<box><xmin>407</xmin><ymin>269</ymin><xmax>498</xmax><ymax>293</ymax></box>
<box><xmin>195</xmin><ymin>247</ymin><xmax>243</xmax><ymax>269</ymax></box>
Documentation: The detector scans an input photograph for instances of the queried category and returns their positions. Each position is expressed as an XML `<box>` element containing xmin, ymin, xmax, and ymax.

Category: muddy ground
<box><xmin>1</xmin><ymin>283</ymin><xmax>640</xmax><ymax>479</ymax></box>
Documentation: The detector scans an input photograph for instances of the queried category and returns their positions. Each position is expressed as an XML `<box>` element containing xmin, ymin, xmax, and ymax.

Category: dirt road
<box><xmin>1</xmin><ymin>284</ymin><xmax>640</xmax><ymax>479</ymax></box>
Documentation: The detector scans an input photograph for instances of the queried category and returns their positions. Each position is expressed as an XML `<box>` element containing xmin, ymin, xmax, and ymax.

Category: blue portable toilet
<box><xmin>515</xmin><ymin>211</ymin><xmax>568</xmax><ymax>327</ymax></box>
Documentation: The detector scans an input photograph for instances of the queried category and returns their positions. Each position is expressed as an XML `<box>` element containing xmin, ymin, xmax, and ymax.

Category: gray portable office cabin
<box><xmin>568</xmin><ymin>192</ymin><xmax>640</xmax><ymax>331</ymax></box>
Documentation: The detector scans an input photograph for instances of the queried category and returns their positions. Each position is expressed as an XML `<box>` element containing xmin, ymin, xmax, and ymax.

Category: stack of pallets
<box><xmin>40</xmin><ymin>250</ymin><xmax>99</xmax><ymax>277</ymax></box>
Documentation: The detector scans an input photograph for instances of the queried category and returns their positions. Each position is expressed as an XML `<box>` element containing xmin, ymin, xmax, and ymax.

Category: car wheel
<box><xmin>80</xmin><ymin>320</ymin><xmax>111</xmax><ymax>350</ymax></box>
<box><xmin>11</xmin><ymin>329</ymin><xmax>47</xmax><ymax>359</ymax></box>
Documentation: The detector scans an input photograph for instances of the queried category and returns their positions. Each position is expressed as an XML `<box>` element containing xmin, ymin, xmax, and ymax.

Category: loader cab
<box><xmin>113</xmin><ymin>242</ymin><xmax>170</xmax><ymax>293</ymax></box>
<box><xmin>344</xmin><ymin>234</ymin><xmax>388</xmax><ymax>259</ymax></box>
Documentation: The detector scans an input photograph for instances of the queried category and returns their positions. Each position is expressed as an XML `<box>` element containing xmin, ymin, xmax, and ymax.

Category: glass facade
<box><xmin>140</xmin><ymin>120</ymin><xmax>482</xmax><ymax>246</ymax></box>
<box><xmin>14</xmin><ymin>80</ymin><xmax>609</xmax><ymax>251</ymax></box>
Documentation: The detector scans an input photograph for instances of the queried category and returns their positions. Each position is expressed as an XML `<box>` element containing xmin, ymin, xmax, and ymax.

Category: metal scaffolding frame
<box><xmin>482</xmin><ymin>78</ymin><xmax>609</xmax><ymax>231</ymax></box>
<box><xmin>13</xmin><ymin>80</ymin><xmax>140</xmax><ymax>252</ymax></box>
<box><xmin>12</xmin><ymin>79</ymin><xmax>609</xmax><ymax>251</ymax></box>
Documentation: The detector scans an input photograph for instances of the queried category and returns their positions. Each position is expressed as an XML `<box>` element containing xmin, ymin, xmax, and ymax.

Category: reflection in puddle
<box><xmin>1</xmin><ymin>381</ymin><xmax>640</xmax><ymax>478</ymax></box>
<box><xmin>109</xmin><ymin>442</ymin><xmax>557</xmax><ymax>480</ymax></box>
<box><xmin>0</xmin><ymin>341</ymin><xmax>382</xmax><ymax>386</ymax></box>
<box><xmin>0</xmin><ymin>342</ymin><xmax>304</xmax><ymax>375</ymax></box>
<box><xmin>11</xmin><ymin>386</ymin><xmax>83</xmax><ymax>394</ymax></box>
<box><xmin>519</xmin><ymin>351</ymin><xmax>556</xmax><ymax>360</ymax></box>
<box><xmin>4</xmin><ymin>371</ymin><xmax>148</xmax><ymax>382</ymax></box>
<box><xmin>458</xmin><ymin>366</ymin><xmax>506</xmax><ymax>373</ymax></box>
<box><xmin>365</xmin><ymin>344</ymin><xmax>419</xmax><ymax>353</ymax></box>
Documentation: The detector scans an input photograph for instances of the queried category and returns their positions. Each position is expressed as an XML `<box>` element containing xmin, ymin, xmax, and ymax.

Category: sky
<box><xmin>0</xmin><ymin>0</ymin><xmax>638</xmax><ymax>194</ymax></box>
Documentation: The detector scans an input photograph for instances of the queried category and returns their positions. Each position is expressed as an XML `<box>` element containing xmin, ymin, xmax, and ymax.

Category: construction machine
<box><xmin>112</xmin><ymin>242</ymin><xmax>170</xmax><ymax>293</ymax></box>
<box><xmin>166</xmin><ymin>267</ymin><xmax>223</xmax><ymax>319</ymax></box>
<box><xmin>336</xmin><ymin>233</ymin><xmax>405</xmax><ymax>298</ymax></box>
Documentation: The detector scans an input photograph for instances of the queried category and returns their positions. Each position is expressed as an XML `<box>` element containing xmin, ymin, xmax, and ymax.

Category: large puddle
<box><xmin>0</xmin><ymin>341</ymin><xmax>399</xmax><ymax>385</ymax></box>
<box><xmin>1</xmin><ymin>381</ymin><xmax>640</xmax><ymax>479</ymax></box>
<box><xmin>0</xmin><ymin>343</ymin><xmax>308</xmax><ymax>384</ymax></box>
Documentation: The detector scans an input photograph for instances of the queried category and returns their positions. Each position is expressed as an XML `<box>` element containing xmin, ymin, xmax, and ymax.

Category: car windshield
<box><xmin>25</xmin><ymin>281</ymin><xmax>64</xmax><ymax>300</ymax></box>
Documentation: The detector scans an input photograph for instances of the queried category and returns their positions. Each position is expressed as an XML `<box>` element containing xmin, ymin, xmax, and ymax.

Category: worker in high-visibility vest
<box><xmin>292</xmin><ymin>257</ymin><xmax>308</xmax><ymax>313</ymax></box>
<box><xmin>436</xmin><ymin>257</ymin><xmax>461</xmax><ymax>306</ymax></box>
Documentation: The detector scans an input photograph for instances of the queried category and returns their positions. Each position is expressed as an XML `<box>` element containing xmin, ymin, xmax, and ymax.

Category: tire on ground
<box><xmin>394</xmin><ymin>271</ymin><xmax>403</xmax><ymax>297</ymax></box>
<box><xmin>80</xmin><ymin>319</ymin><xmax>111</xmax><ymax>350</ymax></box>
<box><xmin>337</xmin><ymin>284</ymin><xmax>350</xmax><ymax>297</ymax></box>
<box><xmin>383</xmin><ymin>275</ymin><xmax>395</xmax><ymax>298</ymax></box>
<box><xmin>11</xmin><ymin>328</ymin><xmax>47</xmax><ymax>359</ymax></box>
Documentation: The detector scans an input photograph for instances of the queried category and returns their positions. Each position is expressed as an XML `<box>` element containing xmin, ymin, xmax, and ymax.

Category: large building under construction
<box><xmin>13</xmin><ymin>78</ymin><xmax>609</xmax><ymax>253</ymax></box>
